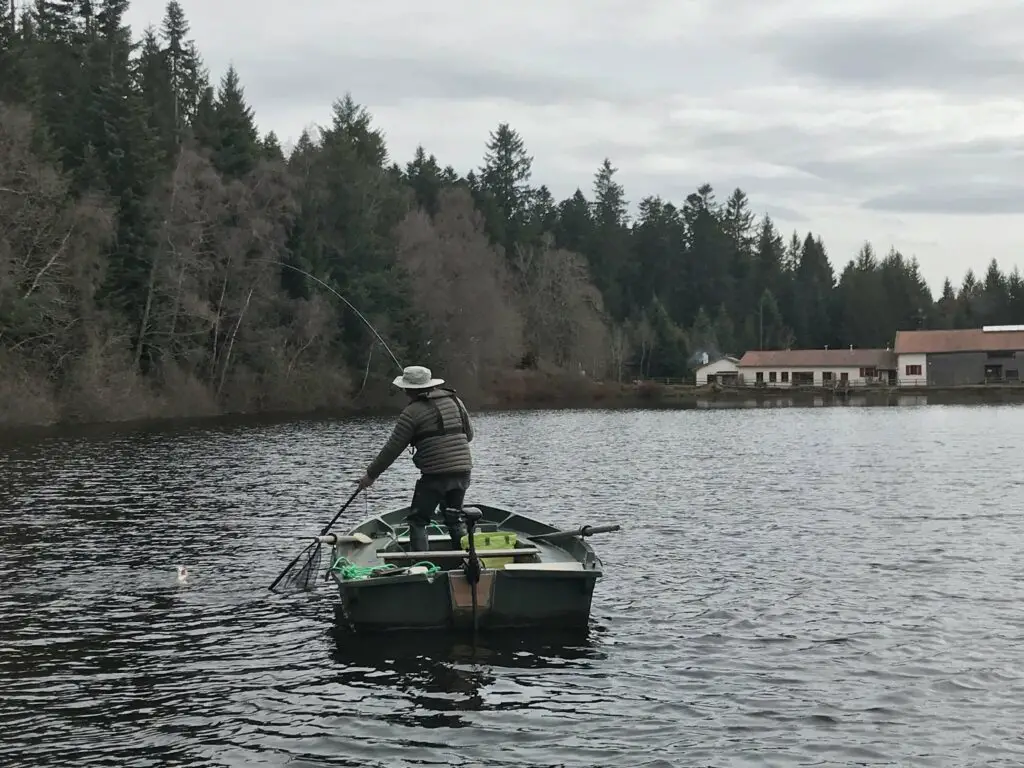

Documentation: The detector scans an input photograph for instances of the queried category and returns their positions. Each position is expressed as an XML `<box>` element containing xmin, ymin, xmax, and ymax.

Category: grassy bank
<box><xmin>0</xmin><ymin>367</ymin><xmax>635</xmax><ymax>435</ymax></box>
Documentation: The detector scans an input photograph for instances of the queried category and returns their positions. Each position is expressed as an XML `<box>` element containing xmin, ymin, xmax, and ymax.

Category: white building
<box><xmin>736</xmin><ymin>348</ymin><xmax>897</xmax><ymax>387</ymax></box>
<box><xmin>695</xmin><ymin>356</ymin><xmax>741</xmax><ymax>385</ymax></box>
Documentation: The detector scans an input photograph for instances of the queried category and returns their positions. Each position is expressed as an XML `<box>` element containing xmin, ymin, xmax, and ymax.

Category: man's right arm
<box><xmin>365</xmin><ymin>406</ymin><xmax>419</xmax><ymax>479</ymax></box>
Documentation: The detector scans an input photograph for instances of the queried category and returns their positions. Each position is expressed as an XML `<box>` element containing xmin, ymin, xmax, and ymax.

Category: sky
<box><xmin>123</xmin><ymin>0</ymin><xmax>1024</xmax><ymax>296</ymax></box>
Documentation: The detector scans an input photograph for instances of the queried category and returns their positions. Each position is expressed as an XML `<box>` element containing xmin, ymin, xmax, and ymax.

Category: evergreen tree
<box><xmin>208</xmin><ymin>64</ymin><xmax>259</xmax><ymax>178</ymax></box>
<box><xmin>477</xmin><ymin>122</ymin><xmax>533</xmax><ymax>252</ymax></box>
<box><xmin>404</xmin><ymin>144</ymin><xmax>445</xmax><ymax>216</ymax></box>
<box><xmin>587</xmin><ymin>158</ymin><xmax>630</xmax><ymax>317</ymax></box>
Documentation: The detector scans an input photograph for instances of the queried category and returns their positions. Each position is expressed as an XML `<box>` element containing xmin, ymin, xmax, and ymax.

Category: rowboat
<box><xmin>317</xmin><ymin>502</ymin><xmax>619</xmax><ymax>634</ymax></box>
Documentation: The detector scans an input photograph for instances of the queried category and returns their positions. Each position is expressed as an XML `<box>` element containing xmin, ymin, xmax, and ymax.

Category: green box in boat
<box><xmin>460</xmin><ymin>531</ymin><xmax>518</xmax><ymax>568</ymax></box>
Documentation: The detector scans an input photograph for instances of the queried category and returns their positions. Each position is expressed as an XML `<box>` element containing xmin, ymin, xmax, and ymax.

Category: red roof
<box><xmin>895</xmin><ymin>329</ymin><xmax>1024</xmax><ymax>354</ymax></box>
<box><xmin>739</xmin><ymin>348</ymin><xmax>896</xmax><ymax>368</ymax></box>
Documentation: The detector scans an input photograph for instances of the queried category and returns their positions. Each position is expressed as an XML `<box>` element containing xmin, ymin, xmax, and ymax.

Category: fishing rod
<box><xmin>260</xmin><ymin>257</ymin><xmax>410</xmax><ymax>594</ymax></box>
<box><xmin>253</xmin><ymin>257</ymin><xmax>404</xmax><ymax>373</ymax></box>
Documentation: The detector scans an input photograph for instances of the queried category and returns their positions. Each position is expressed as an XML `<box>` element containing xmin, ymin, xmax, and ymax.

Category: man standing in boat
<box><xmin>357</xmin><ymin>365</ymin><xmax>474</xmax><ymax>553</ymax></box>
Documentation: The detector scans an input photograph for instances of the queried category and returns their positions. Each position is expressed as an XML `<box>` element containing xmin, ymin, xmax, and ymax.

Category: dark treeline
<box><xmin>2</xmin><ymin>1</ymin><xmax>1023</xmax><ymax>425</ymax></box>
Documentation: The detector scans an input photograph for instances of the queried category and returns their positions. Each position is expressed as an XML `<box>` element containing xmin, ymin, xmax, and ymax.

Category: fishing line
<box><xmin>253</xmin><ymin>257</ymin><xmax>405</xmax><ymax>373</ymax></box>
<box><xmin>254</xmin><ymin>258</ymin><xmax>421</xmax><ymax>462</ymax></box>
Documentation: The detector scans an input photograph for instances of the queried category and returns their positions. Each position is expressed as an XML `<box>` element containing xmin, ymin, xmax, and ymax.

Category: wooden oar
<box><xmin>312</xmin><ymin>532</ymin><xmax>373</xmax><ymax>545</ymax></box>
<box><xmin>528</xmin><ymin>524</ymin><xmax>621</xmax><ymax>543</ymax></box>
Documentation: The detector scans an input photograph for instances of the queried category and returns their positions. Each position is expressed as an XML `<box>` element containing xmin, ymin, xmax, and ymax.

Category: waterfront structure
<box><xmin>894</xmin><ymin>326</ymin><xmax>1024</xmax><ymax>385</ymax></box>
<box><xmin>695</xmin><ymin>356</ymin><xmax>741</xmax><ymax>385</ymax></box>
<box><xmin>736</xmin><ymin>348</ymin><xmax>897</xmax><ymax>387</ymax></box>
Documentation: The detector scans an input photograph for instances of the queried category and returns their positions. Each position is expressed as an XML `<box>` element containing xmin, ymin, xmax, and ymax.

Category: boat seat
<box><xmin>380</xmin><ymin>547</ymin><xmax>539</xmax><ymax>563</ymax></box>
<box><xmin>393</xmin><ymin>524</ymin><xmax>503</xmax><ymax>544</ymax></box>
<box><xmin>393</xmin><ymin>534</ymin><xmax>452</xmax><ymax>544</ymax></box>
<box><xmin>503</xmin><ymin>562</ymin><xmax>584</xmax><ymax>571</ymax></box>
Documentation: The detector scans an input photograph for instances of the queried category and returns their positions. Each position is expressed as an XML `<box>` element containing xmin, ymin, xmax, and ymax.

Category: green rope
<box><xmin>328</xmin><ymin>555</ymin><xmax>440</xmax><ymax>581</ymax></box>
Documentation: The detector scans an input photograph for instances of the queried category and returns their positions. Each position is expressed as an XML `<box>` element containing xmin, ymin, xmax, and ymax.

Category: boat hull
<box><xmin>334</xmin><ymin>567</ymin><xmax>600</xmax><ymax>633</ymax></box>
<box><xmin>325</xmin><ymin>502</ymin><xmax>610</xmax><ymax>635</ymax></box>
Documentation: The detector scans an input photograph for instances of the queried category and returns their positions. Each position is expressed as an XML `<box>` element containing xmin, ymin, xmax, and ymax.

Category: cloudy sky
<box><xmin>124</xmin><ymin>0</ymin><xmax>1024</xmax><ymax>294</ymax></box>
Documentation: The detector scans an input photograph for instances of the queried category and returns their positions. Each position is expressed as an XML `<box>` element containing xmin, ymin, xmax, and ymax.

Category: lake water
<box><xmin>2</xmin><ymin>404</ymin><xmax>1024</xmax><ymax>767</ymax></box>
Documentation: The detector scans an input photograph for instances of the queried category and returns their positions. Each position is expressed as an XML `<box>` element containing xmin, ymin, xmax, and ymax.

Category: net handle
<box><xmin>320</xmin><ymin>486</ymin><xmax>363</xmax><ymax>536</ymax></box>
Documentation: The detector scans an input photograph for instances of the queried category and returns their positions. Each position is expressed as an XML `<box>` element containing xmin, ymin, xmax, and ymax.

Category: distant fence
<box><xmin>642</xmin><ymin>377</ymin><xmax>692</xmax><ymax>386</ymax></box>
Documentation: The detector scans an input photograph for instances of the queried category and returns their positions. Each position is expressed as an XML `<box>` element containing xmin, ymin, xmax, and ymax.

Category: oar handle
<box><xmin>579</xmin><ymin>524</ymin><xmax>620</xmax><ymax>536</ymax></box>
<box><xmin>319</xmin><ymin>486</ymin><xmax>363</xmax><ymax>536</ymax></box>
<box><xmin>312</xmin><ymin>533</ymin><xmax>373</xmax><ymax>545</ymax></box>
<box><xmin>529</xmin><ymin>524</ymin><xmax>621</xmax><ymax>542</ymax></box>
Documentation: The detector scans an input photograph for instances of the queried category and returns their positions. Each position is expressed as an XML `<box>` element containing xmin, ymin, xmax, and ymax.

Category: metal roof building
<box><xmin>894</xmin><ymin>326</ymin><xmax>1024</xmax><ymax>385</ymax></box>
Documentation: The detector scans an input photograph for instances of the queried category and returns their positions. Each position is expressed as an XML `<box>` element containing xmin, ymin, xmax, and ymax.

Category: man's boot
<box><xmin>408</xmin><ymin>520</ymin><xmax>429</xmax><ymax>552</ymax></box>
<box><xmin>443</xmin><ymin>507</ymin><xmax>467</xmax><ymax>551</ymax></box>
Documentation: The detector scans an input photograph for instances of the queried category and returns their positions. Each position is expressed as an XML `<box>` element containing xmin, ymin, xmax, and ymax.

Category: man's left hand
<box><xmin>356</xmin><ymin>474</ymin><xmax>374</xmax><ymax>490</ymax></box>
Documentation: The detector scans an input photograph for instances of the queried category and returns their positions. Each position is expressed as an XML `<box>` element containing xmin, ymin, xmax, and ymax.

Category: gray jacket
<box><xmin>365</xmin><ymin>388</ymin><xmax>474</xmax><ymax>480</ymax></box>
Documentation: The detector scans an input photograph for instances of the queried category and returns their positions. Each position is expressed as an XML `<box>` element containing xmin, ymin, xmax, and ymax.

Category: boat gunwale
<box><xmin>327</xmin><ymin>501</ymin><xmax>607</xmax><ymax>579</ymax></box>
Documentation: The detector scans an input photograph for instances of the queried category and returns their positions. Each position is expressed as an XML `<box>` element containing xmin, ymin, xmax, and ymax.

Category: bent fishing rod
<box><xmin>253</xmin><ymin>257</ymin><xmax>405</xmax><ymax>373</ymax></box>
<box><xmin>260</xmin><ymin>257</ymin><xmax>410</xmax><ymax>593</ymax></box>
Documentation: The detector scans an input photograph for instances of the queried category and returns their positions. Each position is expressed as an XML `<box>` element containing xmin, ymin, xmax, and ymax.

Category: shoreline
<box><xmin>642</xmin><ymin>382</ymin><xmax>1024</xmax><ymax>405</ymax></box>
<box><xmin>1</xmin><ymin>378</ymin><xmax>1023</xmax><ymax>442</ymax></box>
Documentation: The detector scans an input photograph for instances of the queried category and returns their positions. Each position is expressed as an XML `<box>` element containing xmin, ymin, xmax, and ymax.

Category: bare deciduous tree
<box><xmin>395</xmin><ymin>187</ymin><xmax>523</xmax><ymax>388</ymax></box>
<box><xmin>0</xmin><ymin>104</ymin><xmax>115</xmax><ymax>411</ymax></box>
<box><xmin>511</xmin><ymin>239</ymin><xmax>610</xmax><ymax>377</ymax></box>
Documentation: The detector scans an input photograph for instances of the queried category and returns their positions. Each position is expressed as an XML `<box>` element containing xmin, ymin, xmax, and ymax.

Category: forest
<box><xmin>2</xmin><ymin>1</ymin><xmax>1023</xmax><ymax>426</ymax></box>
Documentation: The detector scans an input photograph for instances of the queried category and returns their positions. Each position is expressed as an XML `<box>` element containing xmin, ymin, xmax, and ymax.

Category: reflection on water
<box><xmin>696</xmin><ymin>394</ymin><xmax>931</xmax><ymax>408</ymax></box>
<box><xmin>330</xmin><ymin>627</ymin><xmax>606</xmax><ymax>730</ymax></box>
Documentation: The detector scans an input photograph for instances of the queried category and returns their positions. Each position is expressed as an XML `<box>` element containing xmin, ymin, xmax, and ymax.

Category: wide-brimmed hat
<box><xmin>392</xmin><ymin>365</ymin><xmax>445</xmax><ymax>390</ymax></box>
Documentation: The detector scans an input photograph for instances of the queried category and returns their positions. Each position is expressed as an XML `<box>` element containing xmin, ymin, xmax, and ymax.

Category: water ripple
<box><xmin>2</xmin><ymin>405</ymin><xmax>1024</xmax><ymax>766</ymax></box>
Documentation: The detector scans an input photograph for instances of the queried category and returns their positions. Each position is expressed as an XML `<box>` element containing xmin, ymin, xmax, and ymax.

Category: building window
<box><xmin>906</xmin><ymin>364</ymin><xmax>922</xmax><ymax>376</ymax></box>
<box><xmin>781</xmin><ymin>371</ymin><xmax>789</xmax><ymax>383</ymax></box>
<box><xmin>756</xmin><ymin>371</ymin><xmax>764</xmax><ymax>383</ymax></box>
<box><xmin>822</xmin><ymin>371</ymin><xmax>833</xmax><ymax>382</ymax></box>
<box><xmin>840</xmin><ymin>372</ymin><xmax>849</xmax><ymax>382</ymax></box>
<box><xmin>859</xmin><ymin>367</ymin><xmax>877</xmax><ymax>377</ymax></box>
<box><xmin>769</xmin><ymin>371</ymin><xmax>777</xmax><ymax>383</ymax></box>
